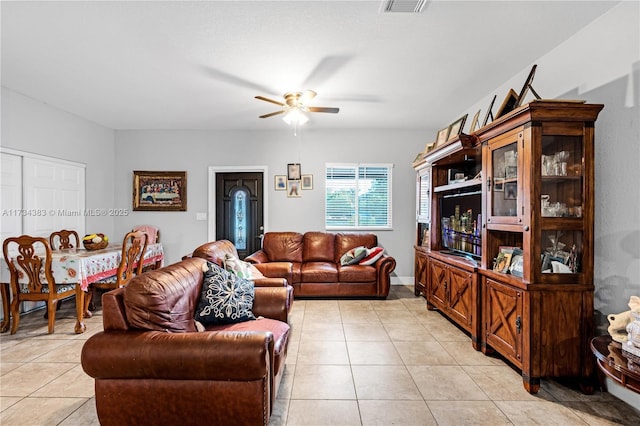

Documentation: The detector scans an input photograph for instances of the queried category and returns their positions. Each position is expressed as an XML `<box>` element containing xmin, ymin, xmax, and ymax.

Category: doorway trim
<box><xmin>207</xmin><ymin>165</ymin><xmax>269</xmax><ymax>242</ymax></box>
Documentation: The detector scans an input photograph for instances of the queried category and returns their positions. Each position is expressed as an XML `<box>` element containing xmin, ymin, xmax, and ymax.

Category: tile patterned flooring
<box><xmin>1</xmin><ymin>285</ymin><xmax>639</xmax><ymax>425</ymax></box>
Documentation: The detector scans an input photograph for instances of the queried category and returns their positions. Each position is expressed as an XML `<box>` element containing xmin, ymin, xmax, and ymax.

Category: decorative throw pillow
<box><xmin>359</xmin><ymin>247</ymin><xmax>384</xmax><ymax>265</ymax></box>
<box><xmin>223</xmin><ymin>253</ymin><xmax>252</xmax><ymax>279</ymax></box>
<box><xmin>195</xmin><ymin>261</ymin><xmax>256</xmax><ymax>325</ymax></box>
<box><xmin>340</xmin><ymin>246</ymin><xmax>368</xmax><ymax>266</ymax></box>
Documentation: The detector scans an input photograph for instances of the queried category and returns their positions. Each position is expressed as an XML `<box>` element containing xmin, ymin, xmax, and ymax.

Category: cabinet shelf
<box><xmin>434</xmin><ymin>178</ymin><xmax>482</xmax><ymax>193</ymax></box>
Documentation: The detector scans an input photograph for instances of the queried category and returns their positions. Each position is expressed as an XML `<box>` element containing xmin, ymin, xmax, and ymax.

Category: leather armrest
<box><xmin>253</xmin><ymin>286</ymin><xmax>292</xmax><ymax>323</ymax></box>
<box><xmin>253</xmin><ymin>277</ymin><xmax>287</xmax><ymax>287</ymax></box>
<box><xmin>245</xmin><ymin>250</ymin><xmax>268</xmax><ymax>263</ymax></box>
<box><xmin>81</xmin><ymin>330</ymin><xmax>273</xmax><ymax>381</ymax></box>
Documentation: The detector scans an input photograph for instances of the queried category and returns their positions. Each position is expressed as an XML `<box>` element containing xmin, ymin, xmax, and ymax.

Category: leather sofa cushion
<box><xmin>303</xmin><ymin>232</ymin><xmax>335</xmax><ymax>262</ymax></box>
<box><xmin>335</xmin><ymin>233</ymin><xmax>377</xmax><ymax>263</ymax></box>
<box><xmin>192</xmin><ymin>240</ymin><xmax>238</xmax><ymax>268</ymax></box>
<box><xmin>207</xmin><ymin>317</ymin><xmax>290</xmax><ymax>376</ymax></box>
<box><xmin>263</xmin><ymin>232</ymin><xmax>303</xmax><ymax>262</ymax></box>
<box><xmin>124</xmin><ymin>257</ymin><xmax>206</xmax><ymax>333</ymax></box>
<box><xmin>301</xmin><ymin>262</ymin><xmax>338</xmax><ymax>283</ymax></box>
<box><xmin>338</xmin><ymin>264</ymin><xmax>377</xmax><ymax>283</ymax></box>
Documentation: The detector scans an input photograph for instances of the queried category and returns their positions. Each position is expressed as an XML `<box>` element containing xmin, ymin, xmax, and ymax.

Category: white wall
<box><xmin>113</xmin><ymin>128</ymin><xmax>427</xmax><ymax>274</ymax></box>
<box><xmin>1</xmin><ymin>87</ymin><xmax>116</xmax><ymax>236</ymax></box>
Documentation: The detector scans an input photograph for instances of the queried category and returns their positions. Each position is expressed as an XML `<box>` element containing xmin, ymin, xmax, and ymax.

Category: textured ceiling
<box><xmin>1</xmin><ymin>1</ymin><xmax>619</xmax><ymax>131</ymax></box>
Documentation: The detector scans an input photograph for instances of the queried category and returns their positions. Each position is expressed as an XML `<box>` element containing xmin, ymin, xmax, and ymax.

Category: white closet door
<box><xmin>23</xmin><ymin>157</ymin><xmax>85</xmax><ymax>238</ymax></box>
<box><xmin>1</xmin><ymin>153</ymin><xmax>23</xmax><ymax>243</ymax></box>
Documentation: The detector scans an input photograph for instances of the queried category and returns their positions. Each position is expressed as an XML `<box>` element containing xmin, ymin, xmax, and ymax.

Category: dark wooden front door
<box><xmin>215</xmin><ymin>172</ymin><xmax>264</xmax><ymax>259</ymax></box>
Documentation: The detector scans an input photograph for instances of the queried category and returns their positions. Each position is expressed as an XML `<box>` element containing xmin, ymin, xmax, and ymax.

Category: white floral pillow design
<box><xmin>195</xmin><ymin>261</ymin><xmax>256</xmax><ymax>325</ymax></box>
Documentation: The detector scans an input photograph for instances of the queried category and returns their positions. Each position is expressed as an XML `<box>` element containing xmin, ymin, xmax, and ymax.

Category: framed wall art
<box><xmin>435</xmin><ymin>127</ymin><xmax>450</xmax><ymax>148</ymax></box>
<box><xmin>133</xmin><ymin>171</ymin><xmax>187</xmax><ymax>211</ymax></box>
<box><xmin>287</xmin><ymin>180</ymin><xmax>301</xmax><ymax>198</ymax></box>
<box><xmin>275</xmin><ymin>175</ymin><xmax>287</xmax><ymax>191</ymax></box>
<box><xmin>287</xmin><ymin>163</ymin><xmax>301</xmax><ymax>180</ymax></box>
<box><xmin>301</xmin><ymin>174</ymin><xmax>313</xmax><ymax>190</ymax></box>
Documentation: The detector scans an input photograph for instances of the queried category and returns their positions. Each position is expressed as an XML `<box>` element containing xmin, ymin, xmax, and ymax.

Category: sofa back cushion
<box><xmin>192</xmin><ymin>240</ymin><xmax>239</xmax><ymax>268</ymax></box>
<box><xmin>335</xmin><ymin>233</ymin><xmax>378</xmax><ymax>263</ymax></box>
<box><xmin>303</xmin><ymin>232</ymin><xmax>335</xmax><ymax>262</ymax></box>
<box><xmin>262</xmin><ymin>232</ymin><xmax>303</xmax><ymax>262</ymax></box>
<box><xmin>124</xmin><ymin>257</ymin><xmax>206</xmax><ymax>333</ymax></box>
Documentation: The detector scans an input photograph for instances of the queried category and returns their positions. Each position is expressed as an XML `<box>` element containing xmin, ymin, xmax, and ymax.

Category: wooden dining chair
<box><xmin>87</xmin><ymin>230</ymin><xmax>149</xmax><ymax>309</ymax></box>
<box><xmin>49</xmin><ymin>229</ymin><xmax>80</xmax><ymax>250</ymax></box>
<box><xmin>2</xmin><ymin>235</ymin><xmax>85</xmax><ymax>334</ymax></box>
<box><xmin>132</xmin><ymin>225</ymin><xmax>160</xmax><ymax>271</ymax></box>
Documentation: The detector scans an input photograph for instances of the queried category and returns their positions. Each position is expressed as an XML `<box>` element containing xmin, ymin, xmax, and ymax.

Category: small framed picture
<box><xmin>435</xmin><ymin>127</ymin><xmax>450</xmax><ymax>147</ymax></box>
<box><xmin>495</xmin><ymin>89</ymin><xmax>519</xmax><ymax>119</ymax></box>
<box><xmin>274</xmin><ymin>175</ymin><xmax>287</xmax><ymax>191</ymax></box>
<box><xmin>287</xmin><ymin>163</ymin><xmax>301</xmax><ymax>180</ymax></box>
<box><xmin>504</xmin><ymin>182</ymin><xmax>518</xmax><ymax>200</ymax></box>
<box><xmin>287</xmin><ymin>180</ymin><xmax>301</xmax><ymax>198</ymax></box>
<box><xmin>447</xmin><ymin>114</ymin><xmax>468</xmax><ymax>141</ymax></box>
<box><xmin>301</xmin><ymin>174</ymin><xmax>313</xmax><ymax>190</ymax></box>
<box><xmin>468</xmin><ymin>109</ymin><xmax>481</xmax><ymax>133</ymax></box>
<box><xmin>482</xmin><ymin>94</ymin><xmax>497</xmax><ymax>126</ymax></box>
<box><xmin>493</xmin><ymin>178</ymin><xmax>504</xmax><ymax>192</ymax></box>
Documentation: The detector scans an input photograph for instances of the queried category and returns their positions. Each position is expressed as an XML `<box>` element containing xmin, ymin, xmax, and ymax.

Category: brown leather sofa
<box><xmin>245</xmin><ymin>231</ymin><xmax>396</xmax><ymax>298</ymax></box>
<box><xmin>81</xmin><ymin>256</ymin><xmax>292</xmax><ymax>426</ymax></box>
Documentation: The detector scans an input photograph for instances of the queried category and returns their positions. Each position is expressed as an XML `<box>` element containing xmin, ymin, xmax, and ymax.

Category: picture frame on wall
<box><xmin>301</xmin><ymin>174</ymin><xmax>313</xmax><ymax>190</ymax></box>
<box><xmin>287</xmin><ymin>163</ymin><xmax>301</xmax><ymax>180</ymax></box>
<box><xmin>287</xmin><ymin>180</ymin><xmax>301</xmax><ymax>198</ymax></box>
<box><xmin>274</xmin><ymin>175</ymin><xmax>287</xmax><ymax>191</ymax></box>
<box><xmin>133</xmin><ymin>170</ymin><xmax>187</xmax><ymax>211</ymax></box>
<box><xmin>447</xmin><ymin>114</ymin><xmax>468</xmax><ymax>141</ymax></box>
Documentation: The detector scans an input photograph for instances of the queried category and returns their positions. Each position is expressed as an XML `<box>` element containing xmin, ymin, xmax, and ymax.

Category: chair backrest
<box><xmin>49</xmin><ymin>229</ymin><xmax>80</xmax><ymax>250</ymax></box>
<box><xmin>132</xmin><ymin>225</ymin><xmax>159</xmax><ymax>244</ymax></box>
<box><xmin>3</xmin><ymin>235</ymin><xmax>55</xmax><ymax>295</ymax></box>
<box><xmin>116</xmin><ymin>230</ymin><xmax>149</xmax><ymax>287</ymax></box>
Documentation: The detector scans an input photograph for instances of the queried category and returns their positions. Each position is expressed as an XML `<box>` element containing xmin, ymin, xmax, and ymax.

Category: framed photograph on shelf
<box><xmin>274</xmin><ymin>175</ymin><xmax>287</xmax><ymax>191</ymax></box>
<box><xmin>515</xmin><ymin>64</ymin><xmax>541</xmax><ymax>108</ymax></box>
<box><xmin>301</xmin><ymin>174</ymin><xmax>313</xmax><ymax>190</ymax></box>
<box><xmin>468</xmin><ymin>109</ymin><xmax>481</xmax><ymax>133</ymax></box>
<box><xmin>287</xmin><ymin>163</ymin><xmax>301</xmax><ymax>180</ymax></box>
<box><xmin>287</xmin><ymin>180</ymin><xmax>301</xmax><ymax>198</ymax></box>
<box><xmin>447</xmin><ymin>114</ymin><xmax>468</xmax><ymax>141</ymax></box>
<box><xmin>493</xmin><ymin>178</ymin><xmax>504</xmax><ymax>192</ymax></box>
<box><xmin>435</xmin><ymin>127</ymin><xmax>450</xmax><ymax>147</ymax></box>
<box><xmin>133</xmin><ymin>170</ymin><xmax>187</xmax><ymax>211</ymax></box>
<box><xmin>504</xmin><ymin>182</ymin><xmax>518</xmax><ymax>200</ymax></box>
<box><xmin>495</xmin><ymin>89</ymin><xmax>519</xmax><ymax>119</ymax></box>
<box><xmin>482</xmin><ymin>94</ymin><xmax>497</xmax><ymax>126</ymax></box>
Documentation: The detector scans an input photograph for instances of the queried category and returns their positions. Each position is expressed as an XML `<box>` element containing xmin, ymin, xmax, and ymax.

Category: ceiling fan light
<box><xmin>282</xmin><ymin>107</ymin><xmax>309</xmax><ymax>126</ymax></box>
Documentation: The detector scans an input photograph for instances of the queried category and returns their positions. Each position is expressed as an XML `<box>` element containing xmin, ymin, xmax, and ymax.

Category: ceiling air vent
<box><xmin>380</xmin><ymin>0</ymin><xmax>428</xmax><ymax>13</ymax></box>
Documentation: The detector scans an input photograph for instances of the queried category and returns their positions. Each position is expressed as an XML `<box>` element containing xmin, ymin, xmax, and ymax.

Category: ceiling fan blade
<box><xmin>255</xmin><ymin>95</ymin><xmax>285</xmax><ymax>107</ymax></box>
<box><xmin>308</xmin><ymin>106</ymin><xmax>339</xmax><ymax>114</ymax></box>
<box><xmin>259</xmin><ymin>110</ymin><xmax>285</xmax><ymax>119</ymax></box>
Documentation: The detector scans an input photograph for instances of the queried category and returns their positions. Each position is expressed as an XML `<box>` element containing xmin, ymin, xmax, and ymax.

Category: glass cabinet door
<box><xmin>538</xmin><ymin>134</ymin><xmax>585</xmax><ymax>276</ymax></box>
<box><xmin>486</xmin><ymin>128</ymin><xmax>523</xmax><ymax>226</ymax></box>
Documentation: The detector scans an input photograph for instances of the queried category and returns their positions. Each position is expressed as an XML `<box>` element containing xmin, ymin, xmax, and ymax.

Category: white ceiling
<box><xmin>1</xmin><ymin>1</ymin><xmax>619</xmax><ymax>132</ymax></box>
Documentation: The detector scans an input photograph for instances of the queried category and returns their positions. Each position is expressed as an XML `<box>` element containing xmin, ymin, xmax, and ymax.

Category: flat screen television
<box><xmin>440</xmin><ymin>190</ymin><xmax>482</xmax><ymax>259</ymax></box>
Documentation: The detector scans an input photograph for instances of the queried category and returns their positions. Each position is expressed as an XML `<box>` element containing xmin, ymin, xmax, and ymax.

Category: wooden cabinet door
<box><xmin>414</xmin><ymin>250</ymin><xmax>428</xmax><ymax>297</ymax></box>
<box><xmin>484</xmin><ymin>278</ymin><xmax>523</xmax><ymax>366</ymax></box>
<box><xmin>428</xmin><ymin>258</ymin><xmax>447</xmax><ymax>310</ymax></box>
<box><xmin>447</xmin><ymin>266</ymin><xmax>473</xmax><ymax>327</ymax></box>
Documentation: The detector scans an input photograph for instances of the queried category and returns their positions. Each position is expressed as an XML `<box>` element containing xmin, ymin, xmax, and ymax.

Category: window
<box><xmin>325</xmin><ymin>163</ymin><xmax>392</xmax><ymax>230</ymax></box>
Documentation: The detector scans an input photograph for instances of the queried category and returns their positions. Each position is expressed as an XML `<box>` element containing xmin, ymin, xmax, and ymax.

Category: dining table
<box><xmin>0</xmin><ymin>242</ymin><xmax>164</xmax><ymax>333</ymax></box>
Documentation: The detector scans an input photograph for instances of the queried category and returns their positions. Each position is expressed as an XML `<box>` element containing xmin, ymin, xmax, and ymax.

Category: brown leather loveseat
<box><xmin>81</xmin><ymin>255</ymin><xmax>292</xmax><ymax>426</ymax></box>
<box><xmin>245</xmin><ymin>231</ymin><xmax>396</xmax><ymax>298</ymax></box>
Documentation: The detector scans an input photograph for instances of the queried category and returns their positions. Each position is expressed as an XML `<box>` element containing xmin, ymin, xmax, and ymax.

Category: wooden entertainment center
<box><xmin>413</xmin><ymin>100</ymin><xmax>603</xmax><ymax>393</ymax></box>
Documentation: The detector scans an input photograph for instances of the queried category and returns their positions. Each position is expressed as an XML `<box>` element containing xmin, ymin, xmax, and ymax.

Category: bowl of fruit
<box><xmin>83</xmin><ymin>233</ymin><xmax>109</xmax><ymax>250</ymax></box>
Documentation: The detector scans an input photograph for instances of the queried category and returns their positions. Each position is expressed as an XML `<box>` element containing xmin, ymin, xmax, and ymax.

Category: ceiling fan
<box><xmin>255</xmin><ymin>90</ymin><xmax>339</xmax><ymax>123</ymax></box>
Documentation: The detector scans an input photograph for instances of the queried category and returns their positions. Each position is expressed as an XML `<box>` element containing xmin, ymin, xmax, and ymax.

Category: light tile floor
<box><xmin>1</xmin><ymin>285</ymin><xmax>639</xmax><ymax>425</ymax></box>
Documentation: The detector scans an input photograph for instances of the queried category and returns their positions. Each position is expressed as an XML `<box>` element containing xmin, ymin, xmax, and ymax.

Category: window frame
<box><xmin>325</xmin><ymin>162</ymin><xmax>393</xmax><ymax>231</ymax></box>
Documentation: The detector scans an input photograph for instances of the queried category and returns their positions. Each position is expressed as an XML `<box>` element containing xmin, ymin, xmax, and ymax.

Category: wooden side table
<box><xmin>591</xmin><ymin>335</ymin><xmax>640</xmax><ymax>393</ymax></box>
